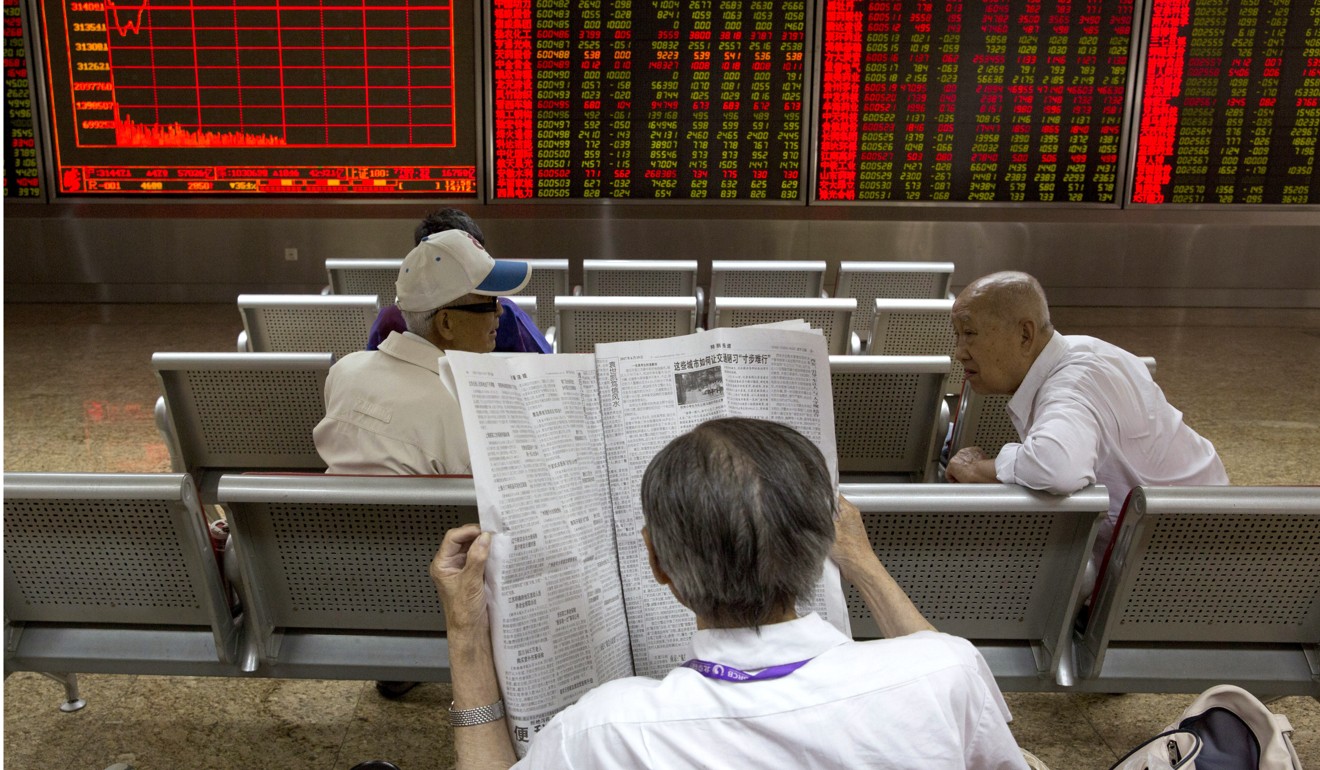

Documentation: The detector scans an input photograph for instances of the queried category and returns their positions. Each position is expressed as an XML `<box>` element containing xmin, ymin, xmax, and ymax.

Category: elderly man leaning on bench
<box><xmin>943</xmin><ymin>271</ymin><xmax>1229</xmax><ymax>584</ymax></box>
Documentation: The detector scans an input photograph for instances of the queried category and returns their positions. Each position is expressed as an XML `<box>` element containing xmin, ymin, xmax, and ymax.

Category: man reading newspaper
<box><xmin>430</xmin><ymin>417</ymin><xmax>1026</xmax><ymax>769</ymax></box>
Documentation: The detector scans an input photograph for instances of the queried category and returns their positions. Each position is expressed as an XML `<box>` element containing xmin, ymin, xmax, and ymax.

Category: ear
<box><xmin>432</xmin><ymin>309</ymin><xmax>458</xmax><ymax>343</ymax></box>
<box><xmin>642</xmin><ymin>528</ymin><xmax>671</xmax><ymax>587</ymax></box>
<box><xmin>1018</xmin><ymin>317</ymin><xmax>1038</xmax><ymax>351</ymax></box>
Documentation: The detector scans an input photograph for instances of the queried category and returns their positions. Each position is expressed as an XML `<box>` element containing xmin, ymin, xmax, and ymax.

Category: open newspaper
<box><xmin>446</xmin><ymin>325</ymin><xmax>851</xmax><ymax>757</ymax></box>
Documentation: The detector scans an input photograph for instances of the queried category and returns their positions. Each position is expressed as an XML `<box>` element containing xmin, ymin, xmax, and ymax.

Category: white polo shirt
<box><xmin>513</xmin><ymin>613</ymin><xmax>1026</xmax><ymax>769</ymax></box>
<box><xmin>313</xmin><ymin>331</ymin><xmax>471</xmax><ymax>475</ymax></box>
<box><xmin>995</xmin><ymin>333</ymin><xmax>1228</xmax><ymax>556</ymax></box>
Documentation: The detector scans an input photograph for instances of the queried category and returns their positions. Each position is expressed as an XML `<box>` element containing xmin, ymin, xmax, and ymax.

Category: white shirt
<box><xmin>313</xmin><ymin>331</ymin><xmax>471</xmax><ymax>475</ymax></box>
<box><xmin>513</xmin><ymin>613</ymin><xmax>1026</xmax><ymax>769</ymax></box>
<box><xmin>995</xmin><ymin>333</ymin><xmax>1228</xmax><ymax>555</ymax></box>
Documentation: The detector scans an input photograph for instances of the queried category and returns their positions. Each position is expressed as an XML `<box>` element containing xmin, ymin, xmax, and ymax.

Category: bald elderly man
<box><xmin>945</xmin><ymin>271</ymin><xmax>1227</xmax><ymax>565</ymax></box>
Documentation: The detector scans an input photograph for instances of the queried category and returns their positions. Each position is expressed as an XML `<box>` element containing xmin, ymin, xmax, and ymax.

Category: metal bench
<box><xmin>237</xmin><ymin>294</ymin><xmax>380</xmax><ymax>359</ymax></box>
<box><xmin>834</xmin><ymin>261</ymin><xmax>955</xmax><ymax>344</ymax></box>
<box><xmin>552</xmin><ymin>296</ymin><xmax>700</xmax><ymax>354</ymax></box>
<box><xmin>710</xmin><ymin>297</ymin><xmax>859</xmax><ymax>355</ymax></box>
<box><xmin>4</xmin><ymin>472</ymin><xmax>251</xmax><ymax>709</ymax></box>
<box><xmin>153</xmin><ymin>352</ymin><xmax>332</xmax><ymax>501</ymax></box>
<box><xmin>1076</xmin><ymin>485</ymin><xmax>1320</xmax><ymax>696</ymax></box>
<box><xmin>866</xmin><ymin>298</ymin><xmax>960</xmax><ymax>393</ymax></box>
<box><xmin>832</xmin><ymin>356</ymin><xmax>950</xmax><ymax>482</ymax></box>
<box><xmin>839</xmin><ymin>483</ymin><xmax>1108</xmax><ymax>691</ymax></box>
<box><xmin>218</xmin><ymin>474</ymin><xmax>479</xmax><ymax>681</ymax></box>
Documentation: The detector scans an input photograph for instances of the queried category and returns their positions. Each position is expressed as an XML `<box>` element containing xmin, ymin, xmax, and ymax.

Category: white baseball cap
<box><xmin>394</xmin><ymin>230</ymin><xmax>531</xmax><ymax>312</ymax></box>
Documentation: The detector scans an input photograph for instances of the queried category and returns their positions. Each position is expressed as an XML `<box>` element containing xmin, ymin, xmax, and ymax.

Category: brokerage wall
<box><xmin>5</xmin><ymin>204</ymin><xmax>1317</xmax><ymax>306</ymax></box>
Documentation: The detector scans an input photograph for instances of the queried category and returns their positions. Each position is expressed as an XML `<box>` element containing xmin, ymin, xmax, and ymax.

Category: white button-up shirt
<box><xmin>995</xmin><ymin>333</ymin><xmax>1228</xmax><ymax>554</ymax></box>
<box><xmin>514</xmin><ymin>613</ymin><xmax>1026</xmax><ymax>769</ymax></box>
<box><xmin>313</xmin><ymin>331</ymin><xmax>470</xmax><ymax>475</ymax></box>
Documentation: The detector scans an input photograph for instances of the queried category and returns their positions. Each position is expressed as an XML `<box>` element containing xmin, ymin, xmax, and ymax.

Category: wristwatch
<box><xmin>448</xmin><ymin>699</ymin><xmax>506</xmax><ymax>727</ymax></box>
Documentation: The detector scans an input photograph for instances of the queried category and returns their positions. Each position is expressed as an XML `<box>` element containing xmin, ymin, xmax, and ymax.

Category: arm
<box><xmin>994</xmin><ymin>396</ymin><xmax>1100</xmax><ymax>495</ymax></box>
<box><xmin>430</xmin><ymin>525</ymin><xmax>518</xmax><ymax>770</ymax></box>
<box><xmin>831</xmin><ymin>495</ymin><xmax>936</xmax><ymax>637</ymax></box>
<box><xmin>946</xmin><ymin>446</ymin><xmax>997</xmax><ymax>484</ymax></box>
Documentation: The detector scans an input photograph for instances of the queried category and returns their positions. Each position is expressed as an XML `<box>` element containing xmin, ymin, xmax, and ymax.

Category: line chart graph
<box><xmin>78</xmin><ymin>0</ymin><xmax>459</xmax><ymax>147</ymax></box>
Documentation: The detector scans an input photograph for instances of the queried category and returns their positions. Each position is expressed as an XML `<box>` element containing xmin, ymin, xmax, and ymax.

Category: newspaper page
<box><xmin>594</xmin><ymin>326</ymin><xmax>852</xmax><ymax>679</ymax></box>
<box><xmin>446</xmin><ymin>352</ymin><xmax>632</xmax><ymax>757</ymax></box>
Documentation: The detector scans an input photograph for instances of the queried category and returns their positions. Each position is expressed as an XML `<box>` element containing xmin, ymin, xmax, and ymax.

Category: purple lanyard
<box><xmin>681</xmin><ymin>657</ymin><xmax>812</xmax><ymax>682</ymax></box>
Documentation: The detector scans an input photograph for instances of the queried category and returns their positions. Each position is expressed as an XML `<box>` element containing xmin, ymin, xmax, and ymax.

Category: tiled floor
<box><xmin>4</xmin><ymin>302</ymin><xmax>1319</xmax><ymax>769</ymax></box>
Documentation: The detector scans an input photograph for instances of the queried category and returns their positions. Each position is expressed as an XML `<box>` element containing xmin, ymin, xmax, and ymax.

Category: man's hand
<box><xmin>430</xmin><ymin>524</ymin><xmax>493</xmax><ymax>632</ymax></box>
<box><xmin>946</xmin><ymin>446</ymin><xmax>998</xmax><ymax>484</ymax></box>
<box><xmin>831</xmin><ymin>495</ymin><xmax>881</xmax><ymax>584</ymax></box>
<box><xmin>830</xmin><ymin>494</ymin><xmax>935</xmax><ymax>637</ymax></box>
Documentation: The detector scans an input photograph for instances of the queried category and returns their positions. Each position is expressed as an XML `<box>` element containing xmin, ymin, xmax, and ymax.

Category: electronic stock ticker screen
<box><xmin>1131</xmin><ymin>0</ymin><xmax>1320</xmax><ymax>205</ymax></box>
<box><xmin>490</xmin><ymin>0</ymin><xmax>809</xmax><ymax>200</ymax></box>
<box><xmin>5</xmin><ymin>0</ymin><xmax>43</xmax><ymax>198</ymax></box>
<box><xmin>818</xmin><ymin>0</ymin><xmax>1135</xmax><ymax>203</ymax></box>
<box><xmin>40</xmin><ymin>0</ymin><xmax>478</xmax><ymax>194</ymax></box>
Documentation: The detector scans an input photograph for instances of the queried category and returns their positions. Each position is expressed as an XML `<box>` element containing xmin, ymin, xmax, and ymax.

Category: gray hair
<box><xmin>401</xmin><ymin>307</ymin><xmax>441</xmax><ymax>335</ymax></box>
<box><xmin>640</xmin><ymin>417</ymin><xmax>836</xmax><ymax>629</ymax></box>
<box><xmin>962</xmin><ymin>271</ymin><xmax>1054</xmax><ymax>334</ymax></box>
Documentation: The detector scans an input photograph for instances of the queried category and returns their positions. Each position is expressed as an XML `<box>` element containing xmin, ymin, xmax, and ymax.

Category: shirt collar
<box><xmin>687</xmin><ymin>613</ymin><xmax>850</xmax><ymax>673</ymax></box>
<box><xmin>378</xmin><ymin>331</ymin><xmax>446</xmax><ymax>374</ymax></box>
<box><xmin>1006</xmin><ymin>331</ymin><xmax>1067</xmax><ymax>428</ymax></box>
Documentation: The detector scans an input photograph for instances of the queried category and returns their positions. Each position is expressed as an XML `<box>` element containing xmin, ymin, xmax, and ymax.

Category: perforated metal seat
<box><xmin>838</xmin><ymin>483</ymin><xmax>1108</xmax><ymax>690</ymax></box>
<box><xmin>710</xmin><ymin>297</ymin><xmax>858</xmax><ymax>355</ymax></box>
<box><xmin>834</xmin><ymin>261</ymin><xmax>954</xmax><ymax>342</ymax></box>
<box><xmin>237</xmin><ymin>294</ymin><xmax>379</xmax><ymax>359</ymax></box>
<box><xmin>325</xmin><ymin>258</ymin><xmax>402</xmax><ymax>305</ymax></box>
<box><xmin>514</xmin><ymin>259</ymin><xmax>570</xmax><ymax>333</ymax></box>
<box><xmin>552</xmin><ymin>296</ymin><xmax>699</xmax><ymax>353</ymax></box>
<box><xmin>1077</xmin><ymin>486</ymin><xmax>1320</xmax><ymax>696</ymax></box>
<box><xmin>831</xmin><ymin>356</ymin><xmax>950</xmax><ymax>481</ymax></box>
<box><xmin>581</xmin><ymin>259</ymin><xmax>699</xmax><ymax>297</ymax></box>
<box><xmin>4</xmin><ymin>472</ymin><xmax>249</xmax><ymax>705</ymax></box>
<box><xmin>709</xmin><ymin>260</ymin><xmax>826</xmax><ymax>298</ymax></box>
<box><xmin>219</xmin><ymin>474</ymin><xmax>479</xmax><ymax>681</ymax></box>
<box><xmin>153</xmin><ymin>352</ymin><xmax>332</xmax><ymax>500</ymax></box>
<box><xmin>867</xmin><ymin>298</ymin><xmax>961</xmax><ymax>393</ymax></box>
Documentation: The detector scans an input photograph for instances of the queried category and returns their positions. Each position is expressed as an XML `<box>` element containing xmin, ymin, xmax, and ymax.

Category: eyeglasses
<box><xmin>443</xmin><ymin>297</ymin><xmax>501</xmax><ymax>314</ymax></box>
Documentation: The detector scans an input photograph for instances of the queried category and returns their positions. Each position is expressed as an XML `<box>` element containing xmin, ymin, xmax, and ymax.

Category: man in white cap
<box><xmin>313</xmin><ymin>229</ymin><xmax>532</xmax><ymax>475</ymax></box>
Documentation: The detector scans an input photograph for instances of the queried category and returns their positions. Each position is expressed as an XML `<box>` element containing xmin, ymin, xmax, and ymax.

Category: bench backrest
<box><xmin>711</xmin><ymin>297</ymin><xmax>856</xmax><ymax>355</ymax></box>
<box><xmin>710</xmin><ymin>260</ymin><xmax>826</xmax><ymax>298</ymax></box>
<box><xmin>553</xmin><ymin>296</ymin><xmax>699</xmax><ymax>354</ymax></box>
<box><xmin>325</xmin><ymin>258</ymin><xmax>401</xmax><ymax>304</ymax></box>
<box><xmin>517</xmin><ymin>259</ymin><xmax>571</xmax><ymax>333</ymax></box>
<box><xmin>1078</xmin><ymin>486</ymin><xmax>1320</xmax><ymax>682</ymax></box>
<box><xmin>835</xmin><ymin>262</ymin><xmax>954</xmax><ymax>341</ymax></box>
<box><xmin>867</xmin><ymin>298</ymin><xmax>961</xmax><ymax>392</ymax></box>
<box><xmin>238</xmin><ymin>294</ymin><xmax>379</xmax><ymax>360</ymax></box>
<box><xmin>218</xmin><ymin>474</ymin><xmax>478</xmax><ymax>662</ymax></box>
<box><xmin>831</xmin><ymin>356</ymin><xmax>949</xmax><ymax>480</ymax></box>
<box><xmin>840</xmin><ymin>483</ymin><xmax>1107</xmax><ymax>686</ymax></box>
<box><xmin>153</xmin><ymin>353</ymin><xmax>332</xmax><ymax>494</ymax></box>
<box><xmin>581</xmin><ymin>259</ymin><xmax>699</xmax><ymax>297</ymax></box>
<box><xmin>3</xmin><ymin>472</ymin><xmax>240</xmax><ymax>670</ymax></box>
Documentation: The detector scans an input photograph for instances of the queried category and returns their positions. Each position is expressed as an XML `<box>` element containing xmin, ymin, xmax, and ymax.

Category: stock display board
<box><xmin>38</xmin><ymin>0</ymin><xmax>478</xmax><ymax>194</ymax></box>
<box><xmin>5</xmin><ymin>0</ymin><xmax>44</xmax><ymax>198</ymax></box>
<box><xmin>1131</xmin><ymin>0</ymin><xmax>1320</xmax><ymax>204</ymax></box>
<box><xmin>490</xmin><ymin>0</ymin><xmax>809</xmax><ymax>200</ymax></box>
<box><xmin>817</xmin><ymin>0</ymin><xmax>1135</xmax><ymax>203</ymax></box>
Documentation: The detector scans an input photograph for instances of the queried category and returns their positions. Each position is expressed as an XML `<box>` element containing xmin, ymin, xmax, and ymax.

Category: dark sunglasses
<box><xmin>444</xmin><ymin>297</ymin><xmax>501</xmax><ymax>313</ymax></box>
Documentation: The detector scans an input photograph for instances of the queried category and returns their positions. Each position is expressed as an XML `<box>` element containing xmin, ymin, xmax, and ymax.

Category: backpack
<box><xmin>1110</xmin><ymin>685</ymin><xmax>1304</xmax><ymax>770</ymax></box>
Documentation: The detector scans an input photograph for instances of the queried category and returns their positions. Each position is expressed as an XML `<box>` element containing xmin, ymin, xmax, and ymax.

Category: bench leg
<box><xmin>39</xmin><ymin>672</ymin><xmax>87</xmax><ymax>712</ymax></box>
